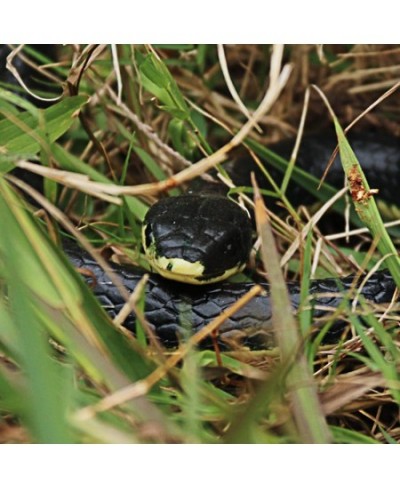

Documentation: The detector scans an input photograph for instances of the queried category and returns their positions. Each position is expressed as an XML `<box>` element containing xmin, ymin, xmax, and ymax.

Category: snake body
<box><xmin>65</xmin><ymin>243</ymin><xmax>397</xmax><ymax>349</ymax></box>
<box><xmin>229</xmin><ymin>131</ymin><xmax>400</xmax><ymax>210</ymax></box>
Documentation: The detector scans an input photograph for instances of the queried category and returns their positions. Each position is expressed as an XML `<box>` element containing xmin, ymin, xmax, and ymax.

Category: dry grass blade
<box><xmin>15</xmin><ymin>161</ymin><xmax>123</xmax><ymax>204</ymax></box>
<box><xmin>252</xmin><ymin>174</ymin><xmax>331</xmax><ymax>443</ymax></box>
<box><xmin>280</xmin><ymin>187</ymin><xmax>348</xmax><ymax>268</ymax></box>
<box><xmin>217</xmin><ymin>44</ymin><xmax>262</xmax><ymax>133</ymax></box>
<box><xmin>320</xmin><ymin>371</ymin><xmax>387</xmax><ymax>416</ymax></box>
<box><xmin>280</xmin><ymin>87</ymin><xmax>310</xmax><ymax>195</ymax></box>
<box><xmin>110</xmin><ymin>44</ymin><xmax>123</xmax><ymax>104</ymax></box>
<box><xmin>6</xmin><ymin>45</ymin><xmax>62</xmax><ymax>103</ymax></box>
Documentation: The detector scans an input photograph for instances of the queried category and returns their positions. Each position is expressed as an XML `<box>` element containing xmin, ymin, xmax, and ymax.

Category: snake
<box><xmin>1</xmin><ymin>46</ymin><xmax>399</xmax><ymax>350</ymax></box>
<box><xmin>63</xmin><ymin>133</ymin><xmax>400</xmax><ymax>350</ymax></box>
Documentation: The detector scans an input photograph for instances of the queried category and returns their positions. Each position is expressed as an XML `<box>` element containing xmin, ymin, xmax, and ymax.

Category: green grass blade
<box><xmin>350</xmin><ymin>312</ymin><xmax>400</xmax><ymax>404</ymax></box>
<box><xmin>0</xmin><ymin>87</ymin><xmax>39</xmax><ymax>115</ymax></box>
<box><xmin>0</xmin><ymin>356</ymin><xmax>26</xmax><ymax>415</ymax></box>
<box><xmin>6</xmin><ymin>268</ymin><xmax>73</xmax><ymax>443</ymax></box>
<box><xmin>0</xmin><ymin>178</ymin><xmax>180</xmax><ymax>431</ymax></box>
<box><xmin>333</xmin><ymin>119</ymin><xmax>400</xmax><ymax>286</ymax></box>
<box><xmin>0</xmin><ymin>95</ymin><xmax>88</xmax><ymax>156</ymax></box>
<box><xmin>179</xmin><ymin>349</ymin><xmax>205</xmax><ymax>442</ymax></box>
<box><xmin>136</xmin><ymin>51</ymin><xmax>189</xmax><ymax>120</ymax></box>
<box><xmin>222</xmin><ymin>365</ymin><xmax>292</xmax><ymax>444</ymax></box>
<box><xmin>0</xmin><ymin>299</ymin><xmax>21</xmax><ymax>359</ymax></box>
<box><xmin>330</xmin><ymin>425</ymin><xmax>380</xmax><ymax>444</ymax></box>
<box><xmin>0</xmin><ymin>178</ymin><xmax>150</xmax><ymax>379</ymax></box>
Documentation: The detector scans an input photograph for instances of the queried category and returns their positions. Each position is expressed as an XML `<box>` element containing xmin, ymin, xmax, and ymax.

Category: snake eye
<box><xmin>144</xmin><ymin>223</ymin><xmax>153</xmax><ymax>250</ymax></box>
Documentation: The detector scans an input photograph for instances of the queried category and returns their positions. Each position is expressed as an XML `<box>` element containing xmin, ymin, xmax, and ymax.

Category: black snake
<box><xmin>65</xmin><ymin>242</ymin><xmax>397</xmax><ymax>349</ymax></box>
<box><xmin>64</xmin><ymin>133</ymin><xmax>400</xmax><ymax>350</ymax></box>
<box><xmin>1</xmin><ymin>45</ymin><xmax>400</xmax><ymax>350</ymax></box>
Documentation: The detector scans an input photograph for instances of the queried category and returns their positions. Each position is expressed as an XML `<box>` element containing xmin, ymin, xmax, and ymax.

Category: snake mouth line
<box><xmin>145</xmin><ymin>253</ymin><xmax>245</xmax><ymax>285</ymax></box>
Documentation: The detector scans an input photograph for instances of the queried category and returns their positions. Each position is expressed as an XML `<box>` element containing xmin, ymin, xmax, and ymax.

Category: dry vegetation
<box><xmin>1</xmin><ymin>44</ymin><xmax>400</xmax><ymax>443</ymax></box>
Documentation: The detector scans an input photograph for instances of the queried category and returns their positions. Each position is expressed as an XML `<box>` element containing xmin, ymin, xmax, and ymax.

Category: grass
<box><xmin>0</xmin><ymin>44</ymin><xmax>400</xmax><ymax>443</ymax></box>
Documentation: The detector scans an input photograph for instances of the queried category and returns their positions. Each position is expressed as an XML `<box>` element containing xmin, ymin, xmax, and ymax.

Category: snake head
<box><xmin>142</xmin><ymin>195</ymin><xmax>253</xmax><ymax>285</ymax></box>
